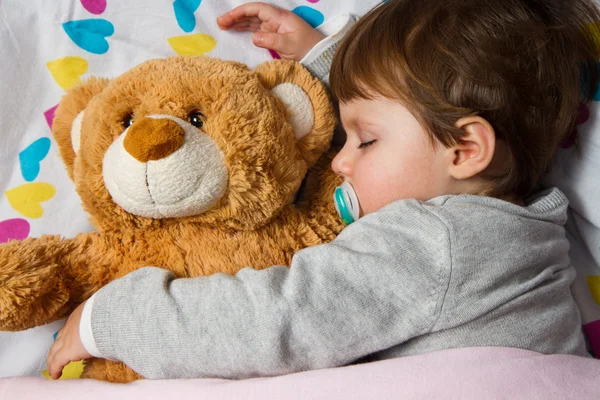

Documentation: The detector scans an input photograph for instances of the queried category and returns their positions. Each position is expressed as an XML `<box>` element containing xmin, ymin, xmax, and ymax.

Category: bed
<box><xmin>1</xmin><ymin>0</ymin><xmax>599</xmax><ymax>397</ymax></box>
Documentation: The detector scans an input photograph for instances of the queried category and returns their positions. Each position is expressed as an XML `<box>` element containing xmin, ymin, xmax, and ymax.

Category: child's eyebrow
<box><xmin>356</xmin><ymin>118</ymin><xmax>378</xmax><ymax>129</ymax></box>
<box><xmin>341</xmin><ymin>115</ymin><xmax>378</xmax><ymax>132</ymax></box>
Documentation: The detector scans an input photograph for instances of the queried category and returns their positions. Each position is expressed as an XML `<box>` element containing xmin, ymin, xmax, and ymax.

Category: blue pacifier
<box><xmin>333</xmin><ymin>181</ymin><xmax>360</xmax><ymax>225</ymax></box>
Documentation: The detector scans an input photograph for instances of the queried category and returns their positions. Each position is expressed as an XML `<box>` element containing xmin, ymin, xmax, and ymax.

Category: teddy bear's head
<box><xmin>52</xmin><ymin>57</ymin><xmax>336</xmax><ymax>231</ymax></box>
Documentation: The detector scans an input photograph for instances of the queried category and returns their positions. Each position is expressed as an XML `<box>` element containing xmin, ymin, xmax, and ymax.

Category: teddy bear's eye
<box><xmin>122</xmin><ymin>113</ymin><xmax>134</xmax><ymax>128</ymax></box>
<box><xmin>188</xmin><ymin>110</ymin><xmax>205</xmax><ymax>128</ymax></box>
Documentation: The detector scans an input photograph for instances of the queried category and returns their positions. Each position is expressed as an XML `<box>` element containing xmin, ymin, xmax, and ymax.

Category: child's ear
<box><xmin>254</xmin><ymin>60</ymin><xmax>337</xmax><ymax>168</ymax></box>
<box><xmin>448</xmin><ymin>116</ymin><xmax>496</xmax><ymax>180</ymax></box>
<box><xmin>52</xmin><ymin>77</ymin><xmax>110</xmax><ymax>181</ymax></box>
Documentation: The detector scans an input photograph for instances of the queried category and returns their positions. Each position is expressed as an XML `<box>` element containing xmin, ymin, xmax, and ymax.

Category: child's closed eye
<box><xmin>358</xmin><ymin>140</ymin><xmax>376</xmax><ymax>149</ymax></box>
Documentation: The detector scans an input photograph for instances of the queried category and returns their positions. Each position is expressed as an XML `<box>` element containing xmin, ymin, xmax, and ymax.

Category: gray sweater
<box><xmin>89</xmin><ymin>188</ymin><xmax>587</xmax><ymax>379</ymax></box>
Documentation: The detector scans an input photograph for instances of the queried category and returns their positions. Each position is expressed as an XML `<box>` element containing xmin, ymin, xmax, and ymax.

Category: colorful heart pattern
<box><xmin>584</xmin><ymin>320</ymin><xmax>600</xmax><ymax>358</ymax></box>
<box><xmin>8</xmin><ymin>2</ymin><xmax>109</xmax><ymax>246</ymax></box>
<box><xmin>166</xmin><ymin>0</ymin><xmax>324</xmax><ymax>60</ymax></box>
<box><xmin>19</xmin><ymin>138</ymin><xmax>51</xmax><ymax>182</ymax></box>
<box><xmin>168</xmin><ymin>33</ymin><xmax>216</xmax><ymax>56</ymax></box>
<box><xmin>80</xmin><ymin>0</ymin><xmax>107</xmax><ymax>15</ymax></box>
<box><xmin>46</xmin><ymin>56</ymin><xmax>88</xmax><ymax>90</ymax></box>
<box><xmin>292</xmin><ymin>5</ymin><xmax>324</xmax><ymax>28</ymax></box>
<box><xmin>5</xmin><ymin>183</ymin><xmax>56</xmax><ymax>219</ymax></box>
<box><xmin>268</xmin><ymin>49</ymin><xmax>281</xmax><ymax>59</ymax></box>
<box><xmin>174</xmin><ymin>0</ymin><xmax>202</xmax><ymax>33</ymax></box>
<box><xmin>588</xmin><ymin>276</ymin><xmax>600</xmax><ymax>306</ymax></box>
<box><xmin>44</xmin><ymin>105</ymin><xmax>58</xmax><ymax>129</ymax></box>
<box><xmin>0</xmin><ymin>219</ymin><xmax>30</xmax><ymax>244</ymax></box>
<box><xmin>63</xmin><ymin>19</ymin><xmax>114</xmax><ymax>54</ymax></box>
<box><xmin>2</xmin><ymin>135</ymin><xmax>54</xmax><ymax>240</ymax></box>
<box><xmin>42</xmin><ymin>360</ymin><xmax>85</xmax><ymax>380</ymax></box>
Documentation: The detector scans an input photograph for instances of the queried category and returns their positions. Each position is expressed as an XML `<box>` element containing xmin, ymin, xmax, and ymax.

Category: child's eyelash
<box><xmin>358</xmin><ymin>140</ymin><xmax>376</xmax><ymax>149</ymax></box>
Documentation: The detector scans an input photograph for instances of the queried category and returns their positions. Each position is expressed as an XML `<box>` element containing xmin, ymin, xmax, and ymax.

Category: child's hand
<box><xmin>217</xmin><ymin>2</ymin><xmax>325</xmax><ymax>61</ymax></box>
<box><xmin>47</xmin><ymin>301</ymin><xmax>92</xmax><ymax>380</ymax></box>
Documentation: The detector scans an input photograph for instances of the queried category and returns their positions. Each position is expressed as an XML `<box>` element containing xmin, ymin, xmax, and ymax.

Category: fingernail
<box><xmin>254</xmin><ymin>34</ymin><xmax>263</xmax><ymax>44</ymax></box>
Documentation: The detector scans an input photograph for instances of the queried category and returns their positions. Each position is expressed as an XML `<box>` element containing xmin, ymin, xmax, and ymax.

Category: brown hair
<box><xmin>330</xmin><ymin>0</ymin><xmax>600</xmax><ymax>198</ymax></box>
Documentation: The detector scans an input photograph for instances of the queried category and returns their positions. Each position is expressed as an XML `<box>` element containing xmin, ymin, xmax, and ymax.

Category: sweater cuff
<box><xmin>79</xmin><ymin>292</ymin><xmax>118</xmax><ymax>361</ymax></box>
<box><xmin>300</xmin><ymin>13</ymin><xmax>356</xmax><ymax>83</ymax></box>
<box><xmin>79</xmin><ymin>293</ymin><xmax>103</xmax><ymax>358</ymax></box>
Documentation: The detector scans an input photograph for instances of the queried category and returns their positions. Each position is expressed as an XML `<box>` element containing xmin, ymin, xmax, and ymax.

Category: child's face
<box><xmin>332</xmin><ymin>95</ymin><xmax>452</xmax><ymax>217</ymax></box>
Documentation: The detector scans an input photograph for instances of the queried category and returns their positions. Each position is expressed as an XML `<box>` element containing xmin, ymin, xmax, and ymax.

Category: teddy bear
<box><xmin>0</xmin><ymin>56</ymin><xmax>344</xmax><ymax>383</ymax></box>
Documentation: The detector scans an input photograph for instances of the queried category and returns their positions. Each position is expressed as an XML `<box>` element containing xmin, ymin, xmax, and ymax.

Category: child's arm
<box><xmin>48</xmin><ymin>201</ymin><xmax>451</xmax><ymax>380</ymax></box>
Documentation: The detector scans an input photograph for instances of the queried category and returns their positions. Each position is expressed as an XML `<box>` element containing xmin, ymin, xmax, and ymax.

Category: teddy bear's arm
<box><xmin>294</xmin><ymin>149</ymin><xmax>345</xmax><ymax>243</ymax></box>
<box><xmin>0</xmin><ymin>232</ymin><xmax>119</xmax><ymax>331</ymax></box>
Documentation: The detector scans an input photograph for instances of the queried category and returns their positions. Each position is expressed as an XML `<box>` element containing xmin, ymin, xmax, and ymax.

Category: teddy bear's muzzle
<box><xmin>102</xmin><ymin>115</ymin><xmax>228</xmax><ymax>219</ymax></box>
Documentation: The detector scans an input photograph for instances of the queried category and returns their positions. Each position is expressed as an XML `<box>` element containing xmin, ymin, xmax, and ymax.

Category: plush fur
<box><xmin>0</xmin><ymin>57</ymin><xmax>343</xmax><ymax>382</ymax></box>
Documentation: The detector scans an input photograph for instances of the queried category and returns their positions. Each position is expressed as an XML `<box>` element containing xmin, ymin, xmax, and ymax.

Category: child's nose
<box><xmin>331</xmin><ymin>150</ymin><xmax>352</xmax><ymax>177</ymax></box>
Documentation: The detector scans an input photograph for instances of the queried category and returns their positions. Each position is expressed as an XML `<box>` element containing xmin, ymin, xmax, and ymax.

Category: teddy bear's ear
<box><xmin>52</xmin><ymin>77</ymin><xmax>110</xmax><ymax>181</ymax></box>
<box><xmin>255</xmin><ymin>60</ymin><xmax>336</xmax><ymax>167</ymax></box>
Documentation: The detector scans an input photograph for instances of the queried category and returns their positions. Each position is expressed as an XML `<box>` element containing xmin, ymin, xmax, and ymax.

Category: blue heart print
<box><xmin>174</xmin><ymin>0</ymin><xmax>202</xmax><ymax>33</ymax></box>
<box><xmin>292</xmin><ymin>6</ymin><xmax>324</xmax><ymax>28</ymax></box>
<box><xmin>62</xmin><ymin>19</ymin><xmax>115</xmax><ymax>54</ymax></box>
<box><xmin>19</xmin><ymin>137</ymin><xmax>51</xmax><ymax>182</ymax></box>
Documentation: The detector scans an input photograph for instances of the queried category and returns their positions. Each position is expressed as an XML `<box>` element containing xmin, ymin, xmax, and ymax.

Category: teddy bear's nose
<box><xmin>123</xmin><ymin>118</ymin><xmax>186</xmax><ymax>162</ymax></box>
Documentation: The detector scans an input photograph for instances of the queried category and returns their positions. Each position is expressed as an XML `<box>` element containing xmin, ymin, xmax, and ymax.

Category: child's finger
<box><xmin>47</xmin><ymin>337</ymin><xmax>63</xmax><ymax>369</ymax></box>
<box><xmin>252</xmin><ymin>32</ymin><xmax>291</xmax><ymax>53</ymax></box>
<box><xmin>48</xmin><ymin>363</ymin><xmax>63</xmax><ymax>380</ymax></box>
<box><xmin>217</xmin><ymin>2</ymin><xmax>282</xmax><ymax>29</ymax></box>
<box><xmin>47</xmin><ymin>347</ymin><xmax>66</xmax><ymax>380</ymax></box>
<box><xmin>248</xmin><ymin>21</ymin><xmax>262</xmax><ymax>31</ymax></box>
<box><xmin>232</xmin><ymin>20</ymin><xmax>260</xmax><ymax>31</ymax></box>
<box><xmin>231</xmin><ymin>19</ymin><xmax>263</xmax><ymax>33</ymax></box>
<box><xmin>234</xmin><ymin>24</ymin><xmax>252</xmax><ymax>32</ymax></box>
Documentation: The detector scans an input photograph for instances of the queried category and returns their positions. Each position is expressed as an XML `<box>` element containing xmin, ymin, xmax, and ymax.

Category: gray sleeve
<box><xmin>91</xmin><ymin>200</ymin><xmax>451</xmax><ymax>379</ymax></box>
<box><xmin>299</xmin><ymin>13</ymin><xmax>356</xmax><ymax>85</ymax></box>
<box><xmin>302</xmin><ymin>42</ymin><xmax>340</xmax><ymax>84</ymax></box>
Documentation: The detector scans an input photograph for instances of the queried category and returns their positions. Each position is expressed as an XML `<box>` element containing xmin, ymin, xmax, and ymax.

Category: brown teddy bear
<box><xmin>0</xmin><ymin>56</ymin><xmax>344</xmax><ymax>383</ymax></box>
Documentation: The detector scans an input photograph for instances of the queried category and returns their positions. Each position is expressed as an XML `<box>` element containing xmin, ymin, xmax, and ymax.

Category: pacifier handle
<box><xmin>333</xmin><ymin>181</ymin><xmax>360</xmax><ymax>225</ymax></box>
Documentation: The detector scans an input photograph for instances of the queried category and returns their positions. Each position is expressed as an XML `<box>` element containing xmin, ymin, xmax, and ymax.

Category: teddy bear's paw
<box><xmin>82</xmin><ymin>358</ymin><xmax>144</xmax><ymax>382</ymax></box>
<box><xmin>0</xmin><ymin>245</ymin><xmax>70</xmax><ymax>331</ymax></box>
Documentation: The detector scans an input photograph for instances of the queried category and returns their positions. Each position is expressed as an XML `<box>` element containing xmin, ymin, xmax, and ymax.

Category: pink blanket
<box><xmin>1</xmin><ymin>347</ymin><xmax>598</xmax><ymax>399</ymax></box>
